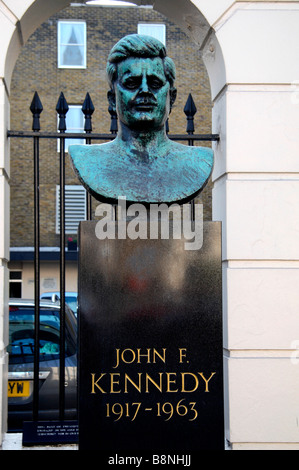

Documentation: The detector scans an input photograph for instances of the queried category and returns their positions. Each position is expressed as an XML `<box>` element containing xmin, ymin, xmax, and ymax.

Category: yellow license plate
<box><xmin>8</xmin><ymin>380</ymin><xmax>30</xmax><ymax>397</ymax></box>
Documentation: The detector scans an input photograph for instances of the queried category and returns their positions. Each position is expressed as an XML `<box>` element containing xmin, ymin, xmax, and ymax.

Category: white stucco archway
<box><xmin>1</xmin><ymin>0</ymin><xmax>299</xmax><ymax>450</ymax></box>
<box><xmin>2</xmin><ymin>0</ymin><xmax>227</xmax><ymax>94</ymax></box>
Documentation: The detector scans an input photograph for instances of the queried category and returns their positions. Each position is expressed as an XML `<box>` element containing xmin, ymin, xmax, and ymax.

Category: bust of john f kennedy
<box><xmin>68</xmin><ymin>34</ymin><xmax>214</xmax><ymax>205</ymax></box>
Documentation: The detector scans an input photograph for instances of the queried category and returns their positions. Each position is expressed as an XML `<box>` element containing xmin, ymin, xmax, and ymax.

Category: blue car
<box><xmin>7</xmin><ymin>299</ymin><xmax>77</xmax><ymax>431</ymax></box>
<box><xmin>40</xmin><ymin>291</ymin><xmax>78</xmax><ymax>316</ymax></box>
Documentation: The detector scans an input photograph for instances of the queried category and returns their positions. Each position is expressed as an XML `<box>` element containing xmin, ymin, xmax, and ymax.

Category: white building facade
<box><xmin>1</xmin><ymin>0</ymin><xmax>299</xmax><ymax>450</ymax></box>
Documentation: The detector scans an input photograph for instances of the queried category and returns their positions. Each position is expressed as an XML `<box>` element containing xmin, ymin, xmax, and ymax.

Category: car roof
<box><xmin>9</xmin><ymin>298</ymin><xmax>60</xmax><ymax>309</ymax></box>
<box><xmin>40</xmin><ymin>292</ymin><xmax>77</xmax><ymax>296</ymax></box>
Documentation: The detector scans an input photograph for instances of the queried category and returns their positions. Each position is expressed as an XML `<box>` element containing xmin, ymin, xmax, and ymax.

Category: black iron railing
<box><xmin>7</xmin><ymin>91</ymin><xmax>219</xmax><ymax>425</ymax></box>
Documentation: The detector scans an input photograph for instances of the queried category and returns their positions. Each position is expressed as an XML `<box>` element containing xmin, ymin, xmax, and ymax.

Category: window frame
<box><xmin>57</xmin><ymin>104</ymin><xmax>85</xmax><ymax>152</ymax></box>
<box><xmin>56</xmin><ymin>185</ymin><xmax>87</xmax><ymax>235</ymax></box>
<box><xmin>9</xmin><ymin>271</ymin><xmax>22</xmax><ymax>299</ymax></box>
<box><xmin>137</xmin><ymin>23</ymin><xmax>166</xmax><ymax>45</ymax></box>
<box><xmin>57</xmin><ymin>20</ymin><xmax>87</xmax><ymax>69</ymax></box>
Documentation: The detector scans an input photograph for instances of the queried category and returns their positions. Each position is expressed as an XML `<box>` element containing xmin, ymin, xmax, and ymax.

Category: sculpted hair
<box><xmin>106</xmin><ymin>34</ymin><xmax>176</xmax><ymax>89</ymax></box>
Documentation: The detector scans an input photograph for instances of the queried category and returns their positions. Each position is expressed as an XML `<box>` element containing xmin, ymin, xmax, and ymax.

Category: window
<box><xmin>57</xmin><ymin>105</ymin><xmax>84</xmax><ymax>152</ymax></box>
<box><xmin>56</xmin><ymin>185</ymin><xmax>87</xmax><ymax>234</ymax></box>
<box><xmin>58</xmin><ymin>20</ymin><xmax>86</xmax><ymax>68</ymax></box>
<box><xmin>8</xmin><ymin>305</ymin><xmax>77</xmax><ymax>364</ymax></box>
<box><xmin>9</xmin><ymin>271</ymin><xmax>22</xmax><ymax>298</ymax></box>
<box><xmin>138</xmin><ymin>23</ymin><xmax>166</xmax><ymax>45</ymax></box>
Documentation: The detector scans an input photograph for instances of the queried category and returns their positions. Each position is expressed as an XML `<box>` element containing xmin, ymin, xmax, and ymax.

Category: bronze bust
<box><xmin>69</xmin><ymin>34</ymin><xmax>213</xmax><ymax>204</ymax></box>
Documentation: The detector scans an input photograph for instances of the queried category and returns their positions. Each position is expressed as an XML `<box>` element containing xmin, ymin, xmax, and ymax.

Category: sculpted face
<box><xmin>68</xmin><ymin>34</ymin><xmax>214</xmax><ymax>205</ymax></box>
<box><xmin>111</xmin><ymin>57</ymin><xmax>172</xmax><ymax>131</ymax></box>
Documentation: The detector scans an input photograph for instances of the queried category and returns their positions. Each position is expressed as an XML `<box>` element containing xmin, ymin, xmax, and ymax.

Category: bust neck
<box><xmin>116</xmin><ymin>122</ymin><xmax>169</xmax><ymax>162</ymax></box>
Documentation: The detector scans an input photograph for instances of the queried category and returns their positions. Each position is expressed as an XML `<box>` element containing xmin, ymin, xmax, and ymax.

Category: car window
<box><xmin>8</xmin><ymin>306</ymin><xmax>77</xmax><ymax>364</ymax></box>
<box><xmin>65</xmin><ymin>296</ymin><xmax>77</xmax><ymax>312</ymax></box>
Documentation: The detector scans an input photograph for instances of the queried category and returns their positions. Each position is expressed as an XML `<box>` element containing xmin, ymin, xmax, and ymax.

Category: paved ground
<box><xmin>1</xmin><ymin>433</ymin><xmax>78</xmax><ymax>451</ymax></box>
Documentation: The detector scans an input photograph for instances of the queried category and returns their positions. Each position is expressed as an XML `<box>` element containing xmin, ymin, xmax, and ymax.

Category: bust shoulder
<box><xmin>68</xmin><ymin>141</ymin><xmax>214</xmax><ymax>204</ymax></box>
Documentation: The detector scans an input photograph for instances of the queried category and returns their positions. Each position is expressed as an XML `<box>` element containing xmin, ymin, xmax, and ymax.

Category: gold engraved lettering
<box><xmin>90</xmin><ymin>371</ymin><xmax>217</xmax><ymax>394</ymax></box>
<box><xmin>136</xmin><ymin>348</ymin><xmax>151</xmax><ymax>363</ymax></box>
<box><xmin>145</xmin><ymin>372</ymin><xmax>163</xmax><ymax>393</ymax></box>
<box><xmin>198</xmin><ymin>372</ymin><xmax>216</xmax><ymax>392</ymax></box>
<box><xmin>181</xmin><ymin>373</ymin><xmax>199</xmax><ymax>393</ymax></box>
<box><xmin>166</xmin><ymin>372</ymin><xmax>179</xmax><ymax>393</ymax></box>
<box><xmin>124</xmin><ymin>373</ymin><xmax>142</xmax><ymax>393</ymax></box>
<box><xmin>110</xmin><ymin>373</ymin><xmax>121</xmax><ymax>393</ymax></box>
<box><xmin>91</xmin><ymin>373</ymin><xmax>106</xmax><ymax>394</ymax></box>
<box><xmin>152</xmin><ymin>348</ymin><xmax>166</xmax><ymax>363</ymax></box>
<box><xmin>112</xmin><ymin>349</ymin><xmax>121</xmax><ymax>369</ymax></box>
<box><xmin>121</xmin><ymin>349</ymin><xmax>136</xmax><ymax>364</ymax></box>
<box><xmin>113</xmin><ymin>348</ymin><xmax>167</xmax><ymax>368</ymax></box>
<box><xmin>179</xmin><ymin>348</ymin><xmax>187</xmax><ymax>363</ymax></box>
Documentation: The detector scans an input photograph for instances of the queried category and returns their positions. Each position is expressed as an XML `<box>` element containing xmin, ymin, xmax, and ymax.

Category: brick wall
<box><xmin>9</xmin><ymin>4</ymin><xmax>212</xmax><ymax>247</ymax></box>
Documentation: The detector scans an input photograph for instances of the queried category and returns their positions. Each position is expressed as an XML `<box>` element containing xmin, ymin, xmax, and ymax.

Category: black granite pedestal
<box><xmin>78</xmin><ymin>221</ymin><xmax>224</xmax><ymax>452</ymax></box>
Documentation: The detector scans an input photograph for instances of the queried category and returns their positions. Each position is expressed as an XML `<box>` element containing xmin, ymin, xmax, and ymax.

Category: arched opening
<box><xmin>8</xmin><ymin>0</ymin><xmax>224</xmax><ymax>291</ymax></box>
<box><xmin>1</xmin><ymin>0</ymin><xmax>227</xmax><ymax>444</ymax></box>
<box><xmin>4</xmin><ymin>0</ymin><xmax>226</xmax><ymax>98</ymax></box>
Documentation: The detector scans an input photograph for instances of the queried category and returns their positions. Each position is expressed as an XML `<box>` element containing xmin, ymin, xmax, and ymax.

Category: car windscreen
<box><xmin>65</xmin><ymin>296</ymin><xmax>77</xmax><ymax>313</ymax></box>
<box><xmin>8</xmin><ymin>306</ymin><xmax>77</xmax><ymax>364</ymax></box>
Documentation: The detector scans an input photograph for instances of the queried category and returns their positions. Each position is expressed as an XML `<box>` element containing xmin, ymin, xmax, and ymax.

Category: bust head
<box><xmin>68</xmin><ymin>34</ymin><xmax>214</xmax><ymax>204</ymax></box>
<box><xmin>106</xmin><ymin>34</ymin><xmax>177</xmax><ymax>130</ymax></box>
